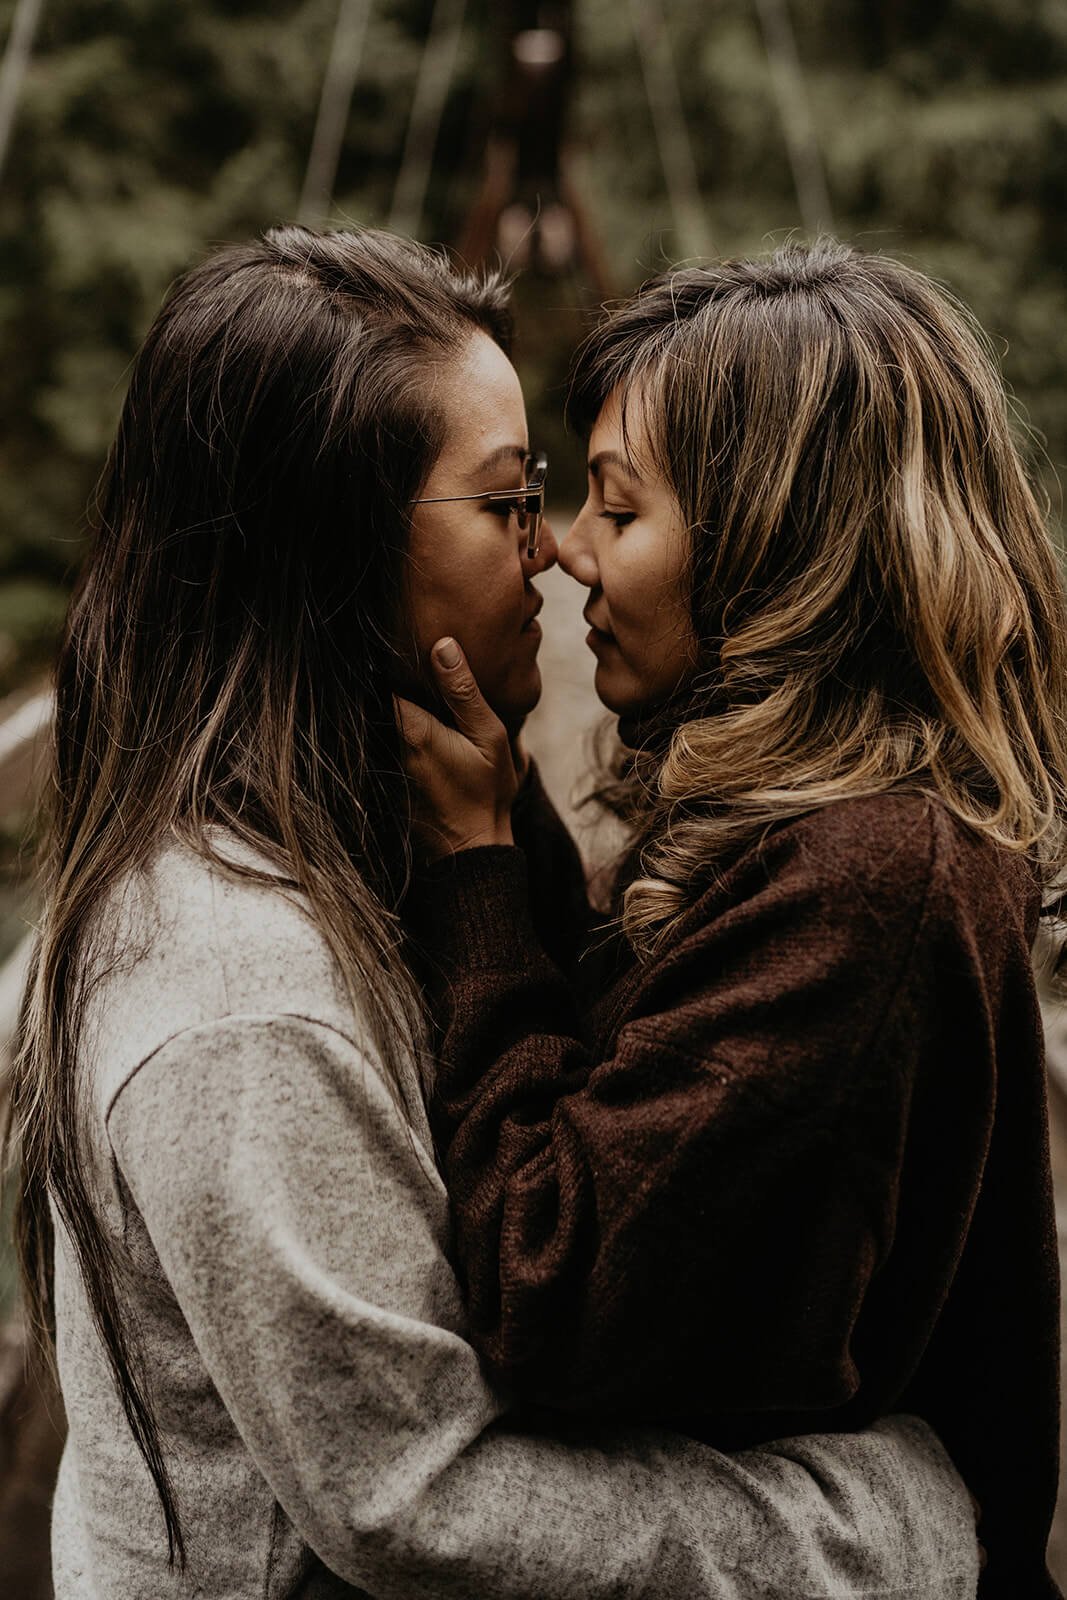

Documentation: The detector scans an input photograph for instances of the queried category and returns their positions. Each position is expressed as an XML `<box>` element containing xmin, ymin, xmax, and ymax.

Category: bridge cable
<box><xmin>628</xmin><ymin>0</ymin><xmax>713</xmax><ymax>260</ymax></box>
<box><xmin>298</xmin><ymin>0</ymin><xmax>374</xmax><ymax>227</ymax></box>
<box><xmin>389</xmin><ymin>0</ymin><xmax>468</xmax><ymax>239</ymax></box>
<box><xmin>752</xmin><ymin>0</ymin><xmax>833</xmax><ymax>234</ymax></box>
<box><xmin>0</xmin><ymin>0</ymin><xmax>45</xmax><ymax>183</ymax></box>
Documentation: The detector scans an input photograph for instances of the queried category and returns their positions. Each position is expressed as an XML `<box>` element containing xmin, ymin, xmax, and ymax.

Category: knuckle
<box><xmin>449</xmin><ymin>674</ymin><xmax>479</xmax><ymax>704</ymax></box>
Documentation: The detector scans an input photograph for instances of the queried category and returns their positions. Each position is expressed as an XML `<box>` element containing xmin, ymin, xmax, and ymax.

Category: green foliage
<box><xmin>0</xmin><ymin>0</ymin><xmax>506</xmax><ymax>594</ymax></box>
<box><xmin>0</xmin><ymin>0</ymin><xmax>1064</xmax><ymax>658</ymax></box>
<box><xmin>573</xmin><ymin>0</ymin><xmax>1067</xmax><ymax>516</ymax></box>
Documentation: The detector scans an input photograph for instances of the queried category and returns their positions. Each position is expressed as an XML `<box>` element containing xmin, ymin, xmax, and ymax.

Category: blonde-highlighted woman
<box><xmin>401</xmin><ymin>239</ymin><xmax>1067</xmax><ymax>1598</ymax></box>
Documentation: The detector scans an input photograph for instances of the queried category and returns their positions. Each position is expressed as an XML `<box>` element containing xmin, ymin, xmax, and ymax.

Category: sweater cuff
<box><xmin>407</xmin><ymin>846</ymin><xmax>537</xmax><ymax>969</ymax></box>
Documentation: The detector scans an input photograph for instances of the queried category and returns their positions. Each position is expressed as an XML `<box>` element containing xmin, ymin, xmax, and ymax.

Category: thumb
<box><xmin>429</xmin><ymin>637</ymin><xmax>504</xmax><ymax>756</ymax></box>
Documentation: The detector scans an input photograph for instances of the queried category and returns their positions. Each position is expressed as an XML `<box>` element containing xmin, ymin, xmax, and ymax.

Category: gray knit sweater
<box><xmin>50</xmin><ymin>834</ymin><xmax>980</xmax><ymax>1597</ymax></box>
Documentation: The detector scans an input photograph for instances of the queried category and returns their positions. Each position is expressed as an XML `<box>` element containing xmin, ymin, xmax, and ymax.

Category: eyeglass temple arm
<box><xmin>411</xmin><ymin>484</ymin><xmax>545</xmax><ymax>508</ymax></box>
<box><xmin>411</xmin><ymin>453</ymin><xmax>546</xmax><ymax>508</ymax></box>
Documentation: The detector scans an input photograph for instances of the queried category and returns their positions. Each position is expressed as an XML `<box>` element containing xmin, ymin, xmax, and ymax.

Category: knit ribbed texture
<box><xmin>416</xmin><ymin>791</ymin><xmax>1061</xmax><ymax>1600</ymax></box>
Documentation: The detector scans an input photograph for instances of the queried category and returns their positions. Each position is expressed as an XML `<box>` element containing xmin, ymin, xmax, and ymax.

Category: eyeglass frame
<box><xmin>409</xmin><ymin>451</ymin><xmax>548</xmax><ymax>560</ymax></box>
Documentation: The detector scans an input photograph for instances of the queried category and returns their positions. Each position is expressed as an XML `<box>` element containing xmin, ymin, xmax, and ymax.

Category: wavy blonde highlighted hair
<box><xmin>567</xmin><ymin>239</ymin><xmax>1067</xmax><ymax>955</ymax></box>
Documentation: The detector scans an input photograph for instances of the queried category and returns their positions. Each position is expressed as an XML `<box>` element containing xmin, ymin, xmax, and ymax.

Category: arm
<box><xmin>108</xmin><ymin>1012</ymin><xmax>979</xmax><ymax>1599</ymax></box>
<box><xmin>409</xmin><ymin>820</ymin><xmax>947</xmax><ymax>1416</ymax></box>
<box><xmin>398</xmin><ymin>641</ymin><xmax>945</xmax><ymax>1415</ymax></box>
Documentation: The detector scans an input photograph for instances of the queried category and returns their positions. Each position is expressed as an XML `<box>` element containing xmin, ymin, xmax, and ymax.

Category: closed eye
<box><xmin>600</xmin><ymin>510</ymin><xmax>636</xmax><ymax>529</ymax></box>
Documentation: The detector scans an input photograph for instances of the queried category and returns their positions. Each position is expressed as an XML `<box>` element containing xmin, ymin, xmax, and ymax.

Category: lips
<box><xmin>522</xmin><ymin>595</ymin><xmax>544</xmax><ymax>630</ymax></box>
<box><xmin>583</xmin><ymin>609</ymin><xmax>614</xmax><ymax>641</ymax></box>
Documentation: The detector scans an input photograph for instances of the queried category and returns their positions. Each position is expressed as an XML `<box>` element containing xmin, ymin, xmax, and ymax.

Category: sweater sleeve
<box><xmin>410</xmin><ymin>813</ymin><xmax>956</xmax><ymax>1418</ymax></box>
<box><xmin>107</xmin><ymin>1010</ymin><xmax>981</xmax><ymax>1599</ymax></box>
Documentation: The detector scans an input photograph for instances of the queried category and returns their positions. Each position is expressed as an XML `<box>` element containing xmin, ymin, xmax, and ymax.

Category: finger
<box><xmin>429</xmin><ymin>638</ymin><xmax>506</xmax><ymax>757</ymax></box>
<box><xmin>394</xmin><ymin>693</ymin><xmax>474</xmax><ymax>789</ymax></box>
<box><xmin>394</xmin><ymin>695</ymin><xmax>437</xmax><ymax>752</ymax></box>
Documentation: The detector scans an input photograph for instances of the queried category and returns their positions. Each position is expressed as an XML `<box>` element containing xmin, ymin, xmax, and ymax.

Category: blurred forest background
<box><xmin>2</xmin><ymin>0</ymin><xmax>1067</xmax><ymax>704</ymax></box>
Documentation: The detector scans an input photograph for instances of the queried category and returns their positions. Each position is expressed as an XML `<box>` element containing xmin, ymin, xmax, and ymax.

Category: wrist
<box><xmin>421</xmin><ymin>816</ymin><xmax>514</xmax><ymax>861</ymax></box>
<box><xmin>406</xmin><ymin>845</ymin><xmax>533</xmax><ymax>969</ymax></box>
<box><xmin>458</xmin><ymin>819</ymin><xmax>514</xmax><ymax>853</ymax></box>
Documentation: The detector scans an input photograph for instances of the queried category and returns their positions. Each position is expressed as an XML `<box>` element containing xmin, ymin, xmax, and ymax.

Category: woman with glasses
<box><xmin>400</xmin><ymin>240</ymin><xmax>1067</xmax><ymax>1597</ymax></box>
<box><xmin>6</xmin><ymin>226</ymin><xmax>980</xmax><ymax>1598</ymax></box>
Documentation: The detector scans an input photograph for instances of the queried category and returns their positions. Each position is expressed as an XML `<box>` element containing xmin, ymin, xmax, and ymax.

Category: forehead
<box><xmin>589</xmin><ymin>383</ymin><xmax>654</xmax><ymax>473</ymax></box>
<box><xmin>590</xmin><ymin>386</ymin><xmax>626</xmax><ymax>450</ymax></box>
<box><xmin>433</xmin><ymin>333</ymin><xmax>527</xmax><ymax>474</ymax></box>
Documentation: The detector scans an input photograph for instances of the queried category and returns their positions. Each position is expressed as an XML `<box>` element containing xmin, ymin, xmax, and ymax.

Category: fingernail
<box><xmin>434</xmin><ymin>637</ymin><xmax>461</xmax><ymax>668</ymax></box>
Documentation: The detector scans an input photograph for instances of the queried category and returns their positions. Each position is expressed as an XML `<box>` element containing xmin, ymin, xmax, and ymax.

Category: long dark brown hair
<box><xmin>6</xmin><ymin>224</ymin><xmax>511</xmax><ymax>1562</ymax></box>
<box><xmin>567</xmin><ymin>239</ymin><xmax>1067</xmax><ymax>952</ymax></box>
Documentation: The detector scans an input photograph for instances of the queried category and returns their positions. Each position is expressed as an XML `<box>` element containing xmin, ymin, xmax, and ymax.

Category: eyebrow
<box><xmin>588</xmin><ymin>450</ymin><xmax>641</xmax><ymax>483</ymax></box>
<box><xmin>473</xmin><ymin>444</ymin><xmax>528</xmax><ymax>479</ymax></box>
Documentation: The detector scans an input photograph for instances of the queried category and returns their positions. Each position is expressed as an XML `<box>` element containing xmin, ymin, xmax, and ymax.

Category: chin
<box><xmin>593</xmin><ymin>665</ymin><xmax>639</xmax><ymax>718</ymax></box>
<box><xmin>490</xmin><ymin>668</ymin><xmax>542</xmax><ymax>737</ymax></box>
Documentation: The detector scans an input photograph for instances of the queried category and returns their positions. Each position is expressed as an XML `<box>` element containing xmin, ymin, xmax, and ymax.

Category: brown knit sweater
<box><xmin>409</xmin><ymin>787</ymin><xmax>1062</xmax><ymax>1599</ymax></box>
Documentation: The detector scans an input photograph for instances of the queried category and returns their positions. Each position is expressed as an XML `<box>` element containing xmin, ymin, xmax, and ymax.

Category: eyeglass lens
<box><xmin>521</xmin><ymin>454</ymin><xmax>547</xmax><ymax>557</ymax></box>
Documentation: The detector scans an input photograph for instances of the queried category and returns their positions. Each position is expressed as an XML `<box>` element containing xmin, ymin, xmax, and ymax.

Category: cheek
<box><xmin>406</xmin><ymin>576</ymin><xmax>456</xmax><ymax>659</ymax></box>
<box><xmin>608</xmin><ymin>567</ymin><xmax>695</xmax><ymax>693</ymax></box>
<box><xmin>405</xmin><ymin>528</ymin><xmax>452</xmax><ymax>641</ymax></box>
<box><xmin>408</xmin><ymin>528</ymin><xmax>520</xmax><ymax>645</ymax></box>
<box><xmin>420</xmin><ymin>565</ymin><xmax>527</xmax><ymax>693</ymax></box>
<box><xmin>404</xmin><ymin>501</ymin><xmax>536</xmax><ymax>714</ymax></box>
<box><xmin>604</xmin><ymin>545</ymin><xmax>670</xmax><ymax>641</ymax></box>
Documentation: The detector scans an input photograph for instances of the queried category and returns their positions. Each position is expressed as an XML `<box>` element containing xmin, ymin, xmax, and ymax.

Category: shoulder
<box><xmin>733</xmin><ymin>792</ymin><xmax>1038</xmax><ymax>947</ymax></box>
<box><xmin>81</xmin><ymin>832</ymin><xmax>362</xmax><ymax>1119</ymax></box>
<box><xmin>645</xmin><ymin>794</ymin><xmax>1038</xmax><ymax>1041</ymax></box>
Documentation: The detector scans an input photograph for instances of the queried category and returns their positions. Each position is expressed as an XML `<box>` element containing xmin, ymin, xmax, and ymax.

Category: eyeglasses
<box><xmin>409</xmin><ymin>450</ymin><xmax>548</xmax><ymax>559</ymax></box>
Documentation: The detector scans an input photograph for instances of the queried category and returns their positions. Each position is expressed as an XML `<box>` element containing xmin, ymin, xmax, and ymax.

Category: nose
<box><xmin>558</xmin><ymin>508</ymin><xmax>598</xmax><ymax>590</ymax></box>
<box><xmin>523</xmin><ymin>512</ymin><xmax>558</xmax><ymax>575</ymax></box>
